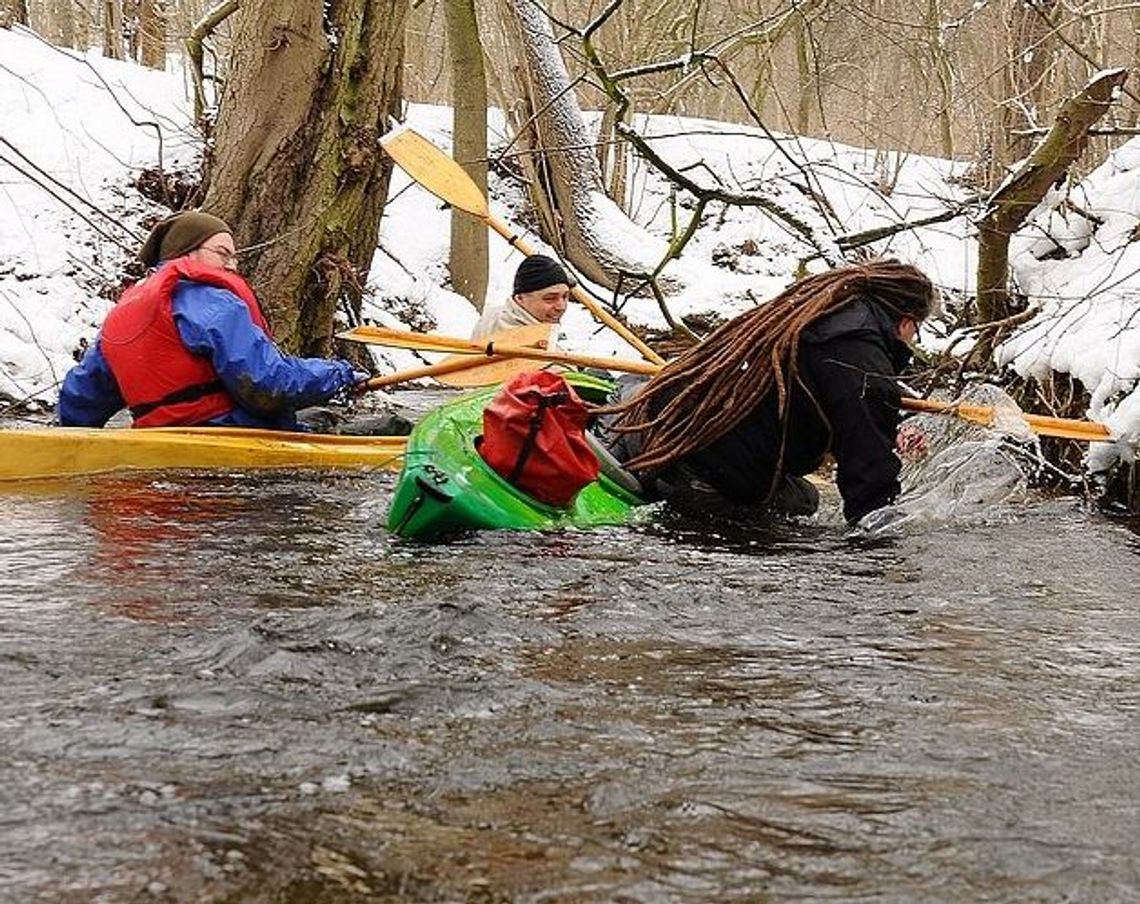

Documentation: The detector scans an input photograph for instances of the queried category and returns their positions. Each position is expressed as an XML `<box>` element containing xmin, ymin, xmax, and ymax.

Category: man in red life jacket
<box><xmin>58</xmin><ymin>211</ymin><xmax>365</xmax><ymax>430</ymax></box>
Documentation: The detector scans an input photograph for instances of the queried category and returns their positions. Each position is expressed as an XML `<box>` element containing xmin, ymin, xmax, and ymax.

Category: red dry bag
<box><xmin>478</xmin><ymin>371</ymin><xmax>600</xmax><ymax>506</ymax></box>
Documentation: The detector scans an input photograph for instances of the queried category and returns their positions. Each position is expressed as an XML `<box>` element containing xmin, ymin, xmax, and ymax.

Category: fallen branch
<box><xmin>976</xmin><ymin>67</ymin><xmax>1129</xmax><ymax>325</ymax></box>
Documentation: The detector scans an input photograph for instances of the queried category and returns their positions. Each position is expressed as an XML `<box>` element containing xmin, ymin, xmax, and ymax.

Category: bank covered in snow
<box><xmin>1</xmin><ymin>25</ymin><xmax>1137</xmax><ymax>474</ymax></box>
<box><xmin>1000</xmin><ymin>140</ymin><xmax>1140</xmax><ymax>471</ymax></box>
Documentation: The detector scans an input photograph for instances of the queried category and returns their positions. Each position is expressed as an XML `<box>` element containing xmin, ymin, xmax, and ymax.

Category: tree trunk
<box><xmin>502</xmin><ymin>0</ymin><xmax>669</xmax><ymax>290</ymax></box>
<box><xmin>203</xmin><ymin>0</ymin><xmax>407</xmax><ymax>355</ymax></box>
<box><xmin>596</xmin><ymin>102</ymin><xmax>629</xmax><ymax>215</ymax></box>
<box><xmin>138</xmin><ymin>0</ymin><xmax>166</xmax><ymax>70</ymax></box>
<box><xmin>444</xmin><ymin>0</ymin><xmax>489</xmax><ymax>313</ymax></box>
<box><xmin>745</xmin><ymin>0</ymin><xmax>826</xmax><ymax>122</ymax></box>
<box><xmin>187</xmin><ymin>0</ymin><xmax>240</xmax><ymax>125</ymax></box>
<box><xmin>792</xmin><ymin>7</ymin><xmax>814</xmax><ymax>134</ymax></box>
<box><xmin>0</xmin><ymin>0</ymin><xmax>28</xmax><ymax>28</ymax></box>
<box><xmin>103</xmin><ymin>0</ymin><xmax>124</xmax><ymax>59</ymax></box>
<box><xmin>74</xmin><ymin>0</ymin><xmax>91</xmax><ymax>51</ymax></box>
<box><xmin>988</xmin><ymin>0</ymin><xmax>1059</xmax><ymax>187</ymax></box>
<box><xmin>976</xmin><ymin>68</ymin><xmax>1127</xmax><ymax>325</ymax></box>
<box><xmin>38</xmin><ymin>0</ymin><xmax>76</xmax><ymax>45</ymax></box>
<box><xmin>923</xmin><ymin>0</ymin><xmax>955</xmax><ymax>158</ymax></box>
<box><xmin>125</xmin><ymin>0</ymin><xmax>139</xmax><ymax>60</ymax></box>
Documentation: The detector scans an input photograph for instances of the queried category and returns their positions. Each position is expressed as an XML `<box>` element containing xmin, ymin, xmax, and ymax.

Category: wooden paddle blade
<box><xmin>477</xmin><ymin>322</ymin><xmax>553</xmax><ymax>348</ymax></box>
<box><xmin>436</xmin><ymin>357</ymin><xmax>550</xmax><ymax>387</ymax></box>
<box><xmin>363</xmin><ymin>355</ymin><xmax>510</xmax><ymax>389</ymax></box>
<box><xmin>433</xmin><ymin>323</ymin><xmax>554</xmax><ymax>387</ymax></box>
<box><xmin>380</xmin><ymin>126</ymin><xmax>490</xmax><ymax>219</ymax></box>
<box><xmin>348</xmin><ymin>324</ymin><xmax>553</xmax><ymax>389</ymax></box>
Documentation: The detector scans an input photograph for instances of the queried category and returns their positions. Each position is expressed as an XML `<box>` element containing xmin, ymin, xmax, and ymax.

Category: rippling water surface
<box><xmin>1</xmin><ymin>465</ymin><xmax>1138</xmax><ymax>903</ymax></box>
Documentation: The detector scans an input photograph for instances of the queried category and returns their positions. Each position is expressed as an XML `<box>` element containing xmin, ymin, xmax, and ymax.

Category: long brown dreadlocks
<box><xmin>605</xmin><ymin>258</ymin><xmax>937</xmax><ymax>475</ymax></box>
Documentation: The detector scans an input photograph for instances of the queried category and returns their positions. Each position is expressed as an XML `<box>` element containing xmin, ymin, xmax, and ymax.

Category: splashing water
<box><xmin>858</xmin><ymin>385</ymin><xmax>1043</xmax><ymax>536</ymax></box>
<box><xmin>984</xmin><ymin>386</ymin><xmax>1038</xmax><ymax>443</ymax></box>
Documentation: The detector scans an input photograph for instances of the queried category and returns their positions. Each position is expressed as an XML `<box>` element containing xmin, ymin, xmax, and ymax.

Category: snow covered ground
<box><xmin>2</xmin><ymin>25</ymin><xmax>1138</xmax><ymax>473</ymax></box>
<box><xmin>0</xmin><ymin>27</ymin><xmax>199</xmax><ymax>405</ymax></box>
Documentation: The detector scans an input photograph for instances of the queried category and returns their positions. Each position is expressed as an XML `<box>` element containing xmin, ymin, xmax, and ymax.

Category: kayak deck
<box><xmin>0</xmin><ymin>426</ymin><xmax>406</xmax><ymax>482</ymax></box>
<box><xmin>387</xmin><ymin>375</ymin><xmax>646</xmax><ymax>539</ymax></box>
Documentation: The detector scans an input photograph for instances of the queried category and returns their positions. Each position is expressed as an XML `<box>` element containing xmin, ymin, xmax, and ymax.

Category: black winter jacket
<box><xmin>615</xmin><ymin>298</ymin><xmax>912</xmax><ymax>524</ymax></box>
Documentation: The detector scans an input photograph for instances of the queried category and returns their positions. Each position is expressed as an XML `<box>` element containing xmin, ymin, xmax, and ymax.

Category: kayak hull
<box><xmin>0</xmin><ymin>426</ymin><xmax>405</xmax><ymax>482</ymax></box>
<box><xmin>387</xmin><ymin>375</ymin><xmax>645</xmax><ymax>539</ymax></box>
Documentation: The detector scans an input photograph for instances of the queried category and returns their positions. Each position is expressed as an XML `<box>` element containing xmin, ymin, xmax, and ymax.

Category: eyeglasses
<box><xmin>200</xmin><ymin>244</ymin><xmax>239</xmax><ymax>268</ymax></box>
<box><xmin>898</xmin><ymin>316</ymin><xmax>922</xmax><ymax>345</ymax></box>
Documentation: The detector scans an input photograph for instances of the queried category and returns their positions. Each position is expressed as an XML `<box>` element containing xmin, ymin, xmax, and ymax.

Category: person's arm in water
<box><xmin>805</xmin><ymin>334</ymin><xmax>904</xmax><ymax>523</ymax></box>
<box><xmin>57</xmin><ymin>341</ymin><xmax>126</xmax><ymax>427</ymax></box>
<box><xmin>172</xmin><ymin>283</ymin><xmax>357</xmax><ymax>415</ymax></box>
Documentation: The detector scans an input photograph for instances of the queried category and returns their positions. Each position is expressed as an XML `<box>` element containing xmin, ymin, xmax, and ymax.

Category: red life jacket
<box><xmin>478</xmin><ymin>371</ymin><xmax>599</xmax><ymax>506</ymax></box>
<box><xmin>100</xmin><ymin>258</ymin><xmax>271</xmax><ymax>428</ymax></box>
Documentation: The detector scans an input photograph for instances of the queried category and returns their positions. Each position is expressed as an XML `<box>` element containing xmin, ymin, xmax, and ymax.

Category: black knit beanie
<box><xmin>138</xmin><ymin>211</ymin><xmax>232</xmax><ymax>268</ymax></box>
<box><xmin>512</xmin><ymin>254</ymin><xmax>577</xmax><ymax>295</ymax></box>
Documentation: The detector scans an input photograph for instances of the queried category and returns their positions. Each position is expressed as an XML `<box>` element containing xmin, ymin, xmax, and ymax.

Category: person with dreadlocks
<box><xmin>598</xmin><ymin>259</ymin><xmax>937</xmax><ymax>525</ymax></box>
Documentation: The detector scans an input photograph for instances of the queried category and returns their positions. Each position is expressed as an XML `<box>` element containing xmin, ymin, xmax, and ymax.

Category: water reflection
<box><xmin>0</xmin><ymin>491</ymin><xmax>93</xmax><ymax>602</ymax></box>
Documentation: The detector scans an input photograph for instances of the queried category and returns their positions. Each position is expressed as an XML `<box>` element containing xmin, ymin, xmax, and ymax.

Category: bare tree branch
<box><xmin>187</xmin><ymin>0</ymin><xmax>240</xmax><ymax>124</ymax></box>
<box><xmin>577</xmin><ymin>19</ymin><xmax>834</xmax><ymax>263</ymax></box>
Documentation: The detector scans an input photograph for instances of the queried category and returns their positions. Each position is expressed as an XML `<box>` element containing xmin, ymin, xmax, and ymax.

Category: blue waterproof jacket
<box><xmin>58</xmin><ymin>280</ymin><xmax>356</xmax><ymax>429</ymax></box>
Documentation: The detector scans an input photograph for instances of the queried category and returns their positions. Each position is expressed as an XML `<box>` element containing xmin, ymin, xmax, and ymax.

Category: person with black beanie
<box><xmin>471</xmin><ymin>254</ymin><xmax>577</xmax><ymax>341</ymax></box>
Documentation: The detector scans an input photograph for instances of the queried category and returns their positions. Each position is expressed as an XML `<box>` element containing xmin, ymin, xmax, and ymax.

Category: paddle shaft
<box><xmin>469</xmin><ymin>339</ymin><xmax>658</xmax><ymax>375</ymax></box>
<box><xmin>899</xmin><ymin>397</ymin><xmax>1111</xmax><ymax>442</ymax></box>
<box><xmin>342</xmin><ymin>324</ymin><xmax>1111</xmax><ymax>442</ymax></box>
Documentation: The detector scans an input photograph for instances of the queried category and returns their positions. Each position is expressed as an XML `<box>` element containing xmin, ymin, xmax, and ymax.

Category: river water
<box><xmin>2</xmin><ymin>434</ymin><xmax>1139</xmax><ymax>901</ymax></box>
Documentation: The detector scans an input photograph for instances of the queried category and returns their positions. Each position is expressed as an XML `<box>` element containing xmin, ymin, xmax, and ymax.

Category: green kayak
<box><xmin>386</xmin><ymin>373</ymin><xmax>647</xmax><ymax>539</ymax></box>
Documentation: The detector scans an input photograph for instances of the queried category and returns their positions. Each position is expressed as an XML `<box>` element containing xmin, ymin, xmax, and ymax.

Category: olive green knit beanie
<box><xmin>138</xmin><ymin>211</ymin><xmax>231</xmax><ymax>268</ymax></box>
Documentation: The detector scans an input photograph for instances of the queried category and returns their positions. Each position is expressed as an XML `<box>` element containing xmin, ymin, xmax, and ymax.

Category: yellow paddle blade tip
<box><xmin>379</xmin><ymin>124</ymin><xmax>414</xmax><ymax>148</ymax></box>
<box><xmin>379</xmin><ymin>126</ymin><xmax>490</xmax><ymax>219</ymax></box>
